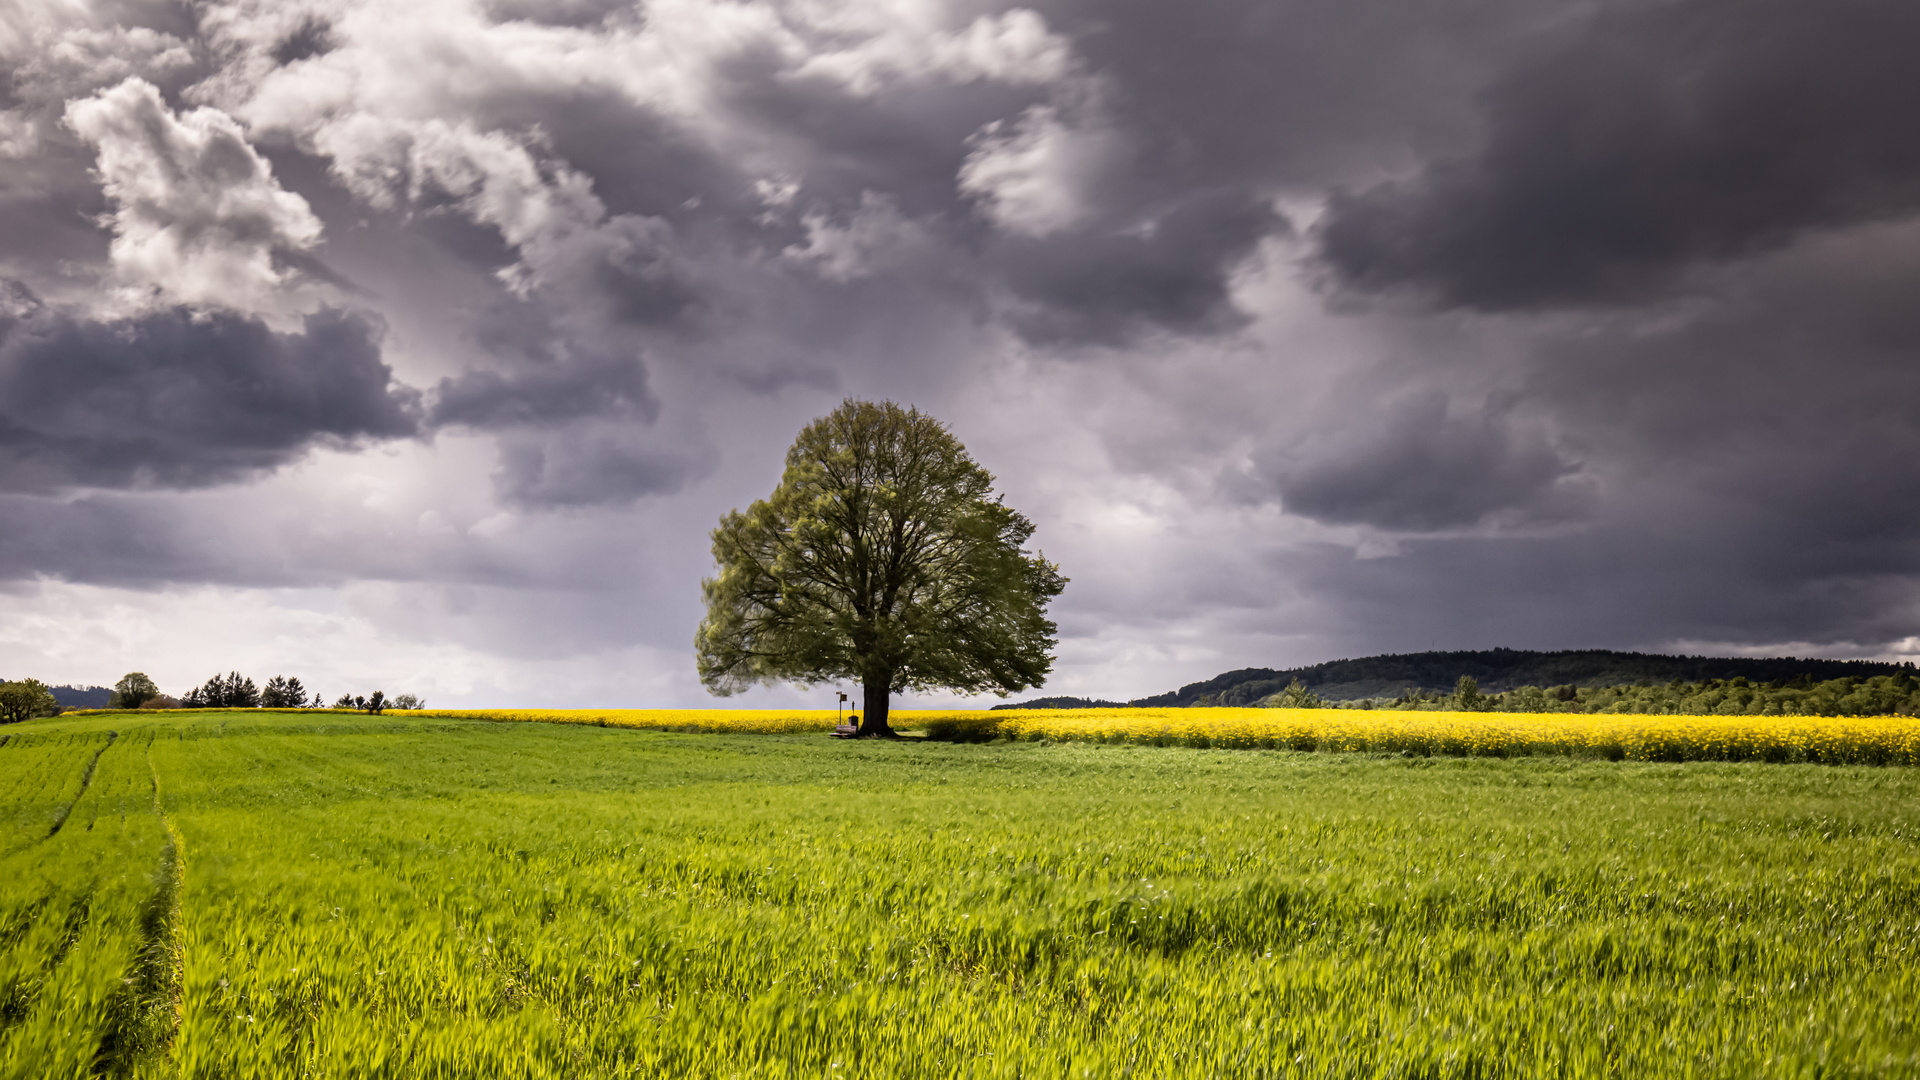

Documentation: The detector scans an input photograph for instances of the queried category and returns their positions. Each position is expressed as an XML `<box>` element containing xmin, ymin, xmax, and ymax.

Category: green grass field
<box><xmin>3</xmin><ymin>710</ymin><xmax>1918</xmax><ymax>1078</ymax></box>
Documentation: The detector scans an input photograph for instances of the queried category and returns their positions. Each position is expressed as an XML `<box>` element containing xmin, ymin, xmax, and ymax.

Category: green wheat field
<box><xmin>3</xmin><ymin>710</ymin><xmax>1918</xmax><ymax>1078</ymax></box>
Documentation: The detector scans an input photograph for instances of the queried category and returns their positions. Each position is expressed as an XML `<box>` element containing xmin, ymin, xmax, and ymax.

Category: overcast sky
<box><xmin>4</xmin><ymin>0</ymin><xmax>1919</xmax><ymax>707</ymax></box>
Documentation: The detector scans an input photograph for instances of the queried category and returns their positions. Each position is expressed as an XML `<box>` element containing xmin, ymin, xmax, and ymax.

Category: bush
<box><xmin>923</xmin><ymin>715</ymin><xmax>1004</xmax><ymax>742</ymax></box>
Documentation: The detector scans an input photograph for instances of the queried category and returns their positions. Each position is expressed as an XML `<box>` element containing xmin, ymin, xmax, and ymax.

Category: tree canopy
<box><xmin>183</xmin><ymin>672</ymin><xmax>259</xmax><ymax>709</ymax></box>
<box><xmin>0</xmin><ymin>679</ymin><xmax>59</xmax><ymax>724</ymax></box>
<box><xmin>261</xmin><ymin>675</ymin><xmax>309</xmax><ymax>708</ymax></box>
<box><xmin>696</xmin><ymin>399</ymin><xmax>1065</xmax><ymax>736</ymax></box>
<box><xmin>110</xmin><ymin>672</ymin><xmax>159</xmax><ymax>710</ymax></box>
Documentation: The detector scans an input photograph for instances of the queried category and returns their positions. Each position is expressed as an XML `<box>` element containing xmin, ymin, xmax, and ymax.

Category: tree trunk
<box><xmin>856</xmin><ymin>675</ymin><xmax>897</xmax><ymax>737</ymax></box>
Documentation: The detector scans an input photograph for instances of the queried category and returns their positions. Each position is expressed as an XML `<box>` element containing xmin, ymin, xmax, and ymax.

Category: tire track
<box><xmin>45</xmin><ymin>731</ymin><xmax>116</xmax><ymax>839</ymax></box>
<box><xmin>95</xmin><ymin>748</ymin><xmax>188</xmax><ymax>1074</ymax></box>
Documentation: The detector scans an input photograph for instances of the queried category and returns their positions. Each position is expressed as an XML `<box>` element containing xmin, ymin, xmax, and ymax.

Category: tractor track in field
<box><xmin>94</xmin><ymin>750</ymin><xmax>188</xmax><ymax>1074</ymax></box>
<box><xmin>144</xmin><ymin>754</ymin><xmax>187</xmax><ymax>1044</ymax></box>
<box><xmin>45</xmin><ymin>730</ymin><xmax>116</xmax><ymax>840</ymax></box>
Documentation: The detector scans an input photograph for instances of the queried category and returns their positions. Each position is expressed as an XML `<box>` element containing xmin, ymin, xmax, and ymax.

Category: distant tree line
<box><xmin>0</xmin><ymin>671</ymin><xmax>429</xmax><ymax>716</ymax></box>
<box><xmin>174</xmin><ymin>673</ymin><xmax>422</xmax><ymax>713</ymax></box>
<box><xmin>1278</xmin><ymin>672</ymin><xmax>1920</xmax><ymax>718</ymax></box>
<box><xmin>323</xmin><ymin>691</ymin><xmax>424</xmax><ymax>713</ymax></box>
<box><xmin>1123</xmin><ymin>648</ymin><xmax>1920</xmax><ymax>708</ymax></box>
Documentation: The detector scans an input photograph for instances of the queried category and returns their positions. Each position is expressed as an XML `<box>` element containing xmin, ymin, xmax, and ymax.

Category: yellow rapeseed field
<box><xmin>400</xmin><ymin>705</ymin><xmax>1920</xmax><ymax>764</ymax></box>
<box><xmin>410</xmin><ymin>707</ymin><xmax>852</xmax><ymax>734</ymax></box>
<box><xmin>923</xmin><ymin>706</ymin><xmax>1920</xmax><ymax>764</ymax></box>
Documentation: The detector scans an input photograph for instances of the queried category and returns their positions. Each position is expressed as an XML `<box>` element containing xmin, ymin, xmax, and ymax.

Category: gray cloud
<box><xmin>1259</xmin><ymin>393</ymin><xmax>1580</xmax><ymax>531</ymax></box>
<box><xmin>1315</xmin><ymin>0</ymin><xmax>1920</xmax><ymax>309</ymax></box>
<box><xmin>0</xmin><ymin>301</ymin><xmax>420</xmax><ymax>492</ymax></box>
<box><xmin>992</xmin><ymin>189</ymin><xmax>1285</xmax><ymax>344</ymax></box>
<box><xmin>269</xmin><ymin>18</ymin><xmax>337</xmax><ymax>66</ymax></box>
<box><xmin>429</xmin><ymin>350</ymin><xmax>654</xmax><ymax>429</ymax></box>
<box><xmin>491</xmin><ymin>423</ymin><xmax>713</xmax><ymax>508</ymax></box>
<box><xmin>13</xmin><ymin>0</ymin><xmax>1920</xmax><ymax>704</ymax></box>
<box><xmin>1033</xmin><ymin>0</ymin><xmax>1531</xmax><ymax>189</ymax></box>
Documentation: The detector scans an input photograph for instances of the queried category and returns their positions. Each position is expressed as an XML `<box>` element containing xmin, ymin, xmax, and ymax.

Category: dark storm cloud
<box><xmin>0</xmin><ymin>485</ymin><xmax>605</xmax><ymax>589</ymax></box>
<box><xmin>532</xmin><ymin>91</ymin><xmax>736</xmax><ymax>225</ymax></box>
<box><xmin>479</xmin><ymin>0</ymin><xmax>635</xmax><ymax>29</ymax></box>
<box><xmin>1526</xmin><ymin>232</ymin><xmax>1920</xmax><ymax>572</ymax></box>
<box><xmin>0</xmin><ymin>301</ymin><xmax>420</xmax><ymax>493</ymax></box>
<box><xmin>992</xmin><ymin>189</ymin><xmax>1284</xmax><ymax>345</ymax></box>
<box><xmin>1237</xmin><ymin>218</ymin><xmax>1920</xmax><ymax>663</ymax></box>
<box><xmin>594</xmin><ymin>217</ymin><xmax>706</xmax><ymax>327</ymax></box>
<box><xmin>269</xmin><ymin>18</ymin><xmax>337</xmax><ymax>66</ymax></box>
<box><xmin>491</xmin><ymin>425</ymin><xmax>712</xmax><ymax>508</ymax></box>
<box><xmin>729</xmin><ymin>77</ymin><xmax>1043</xmax><ymax>222</ymax></box>
<box><xmin>417</xmin><ymin>283</ymin><xmax>689</xmax><ymax>507</ymax></box>
<box><xmin>1283</xmin><ymin>521</ymin><xmax>1920</xmax><ymax>664</ymax></box>
<box><xmin>1260</xmin><ymin>394</ymin><xmax>1580</xmax><ymax>531</ymax></box>
<box><xmin>0</xmin><ymin>492</ymin><xmax>244</xmax><ymax>586</ymax></box>
<box><xmin>429</xmin><ymin>351</ymin><xmax>654</xmax><ymax>429</ymax></box>
<box><xmin>20</xmin><ymin>0</ymin><xmax>1920</xmax><ymax>701</ymax></box>
<box><xmin>1033</xmin><ymin>0</ymin><xmax>1538</xmax><ymax>189</ymax></box>
<box><xmin>510</xmin><ymin>2</ymin><xmax>1396</xmax><ymax>350</ymax></box>
<box><xmin>1315</xmin><ymin>0</ymin><xmax>1920</xmax><ymax>309</ymax></box>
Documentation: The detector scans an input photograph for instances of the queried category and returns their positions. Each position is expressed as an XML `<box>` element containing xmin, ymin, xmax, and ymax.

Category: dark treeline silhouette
<box><xmin>182</xmin><ymin>672</ymin><xmax>271</xmax><ymax>708</ymax></box>
<box><xmin>1000</xmin><ymin>664</ymin><xmax>1920</xmax><ymax>718</ymax></box>
<box><xmin>173</xmin><ymin>674</ymin><xmax>421</xmax><ymax>713</ymax></box>
<box><xmin>49</xmin><ymin>685</ymin><xmax>111</xmax><ymax>709</ymax></box>
<box><xmin>6</xmin><ymin>670</ymin><xmax>424</xmax><ymax>715</ymax></box>
<box><xmin>1348</xmin><ymin>672</ymin><xmax>1920</xmax><ymax>718</ymax></box>
<box><xmin>1123</xmin><ymin>649</ymin><xmax>1917</xmax><ymax>708</ymax></box>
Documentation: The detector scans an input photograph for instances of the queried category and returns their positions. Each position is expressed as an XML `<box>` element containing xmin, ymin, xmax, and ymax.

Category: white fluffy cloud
<box><xmin>18</xmin><ymin>24</ymin><xmax>193</xmax><ymax>100</ymax></box>
<box><xmin>783</xmin><ymin>192</ymin><xmax>935</xmax><ymax>281</ymax></box>
<box><xmin>959</xmin><ymin>103</ymin><xmax>1126</xmax><ymax>237</ymax></box>
<box><xmin>64</xmin><ymin>77</ymin><xmax>325</xmax><ymax>317</ymax></box>
<box><xmin>309</xmin><ymin>113</ymin><xmax>682</xmax><ymax>312</ymax></box>
<box><xmin>0</xmin><ymin>11</ymin><xmax>195</xmax><ymax>159</ymax></box>
<box><xmin>794</xmin><ymin>6</ymin><xmax>1073</xmax><ymax>93</ymax></box>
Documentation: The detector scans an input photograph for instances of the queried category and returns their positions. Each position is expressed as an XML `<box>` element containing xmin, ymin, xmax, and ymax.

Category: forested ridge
<box><xmin>996</xmin><ymin>648</ymin><xmax>1916</xmax><ymax>711</ymax></box>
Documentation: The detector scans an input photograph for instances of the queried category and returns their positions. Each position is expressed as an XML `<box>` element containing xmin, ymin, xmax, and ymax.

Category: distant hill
<box><xmin>999</xmin><ymin>648</ymin><xmax>1917</xmax><ymax>709</ymax></box>
<box><xmin>49</xmin><ymin>685</ymin><xmax>112</xmax><ymax>709</ymax></box>
<box><xmin>989</xmin><ymin>696</ymin><xmax>1128</xmax><ymax>711</ymax></box>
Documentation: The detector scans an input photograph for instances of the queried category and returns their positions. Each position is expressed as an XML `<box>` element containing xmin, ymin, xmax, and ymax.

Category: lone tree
<box><xmin>110</xmin><ymin>672</ymin><xmax>160</xmax><ymax>710</ymax></box>
<box><xmin>697</xmin><ymin>399</ymin><xmax>1066</xmax><ymax>737</ymax></box>
<box><xmin>1453</xmin><ymin>675</ymin><xmax>1485</xmax><ymax>711</ymax></box>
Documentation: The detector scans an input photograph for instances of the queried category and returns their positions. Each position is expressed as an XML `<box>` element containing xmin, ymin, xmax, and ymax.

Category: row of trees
<box><xmin>108</xmin><ymin>672</ymin><xmax>423</xmax><ymax>713</ymax></box>
<box><xmin>178</xmin><ymin>672</ymin><xmax>306</xmax><ymax>709</ymax></box>
<box><xmin>1281</xmin><ymin>673</ymin><xmax>1920</xmax><ymax>717</ymax></box>
<box><xmin>174</xmin><ymin>673</ymin><xmax>422</xmax><ymax>712</ymax></box>
<box><xmin>0</xmin><ymin>672</ymin><xmax>429</xmax><ymax>720</ymax></box>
